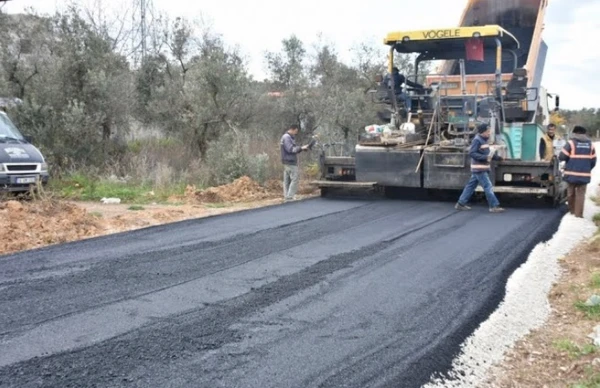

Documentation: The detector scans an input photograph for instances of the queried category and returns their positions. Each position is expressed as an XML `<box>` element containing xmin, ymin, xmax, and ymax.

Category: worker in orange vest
<box><xmin>558</xmin><ymin>126</ymin><xmax>597</xmax><ymax>218</ymax></box>
<box><xmin>539</xmin><ymin>123</ymin><xmax>562</xmax><ymax>161</ymax></box>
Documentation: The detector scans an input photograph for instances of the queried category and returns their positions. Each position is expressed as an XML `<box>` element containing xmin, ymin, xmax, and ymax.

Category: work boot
<box><xmin>455</xmin><ymin>203</ymin><xmax>471</xmax><ymax>210</ymax></box>
<box><xmin>489</xmin><ymin>206</ymin><xmax>505</xmax><ymax>213</ymax></box>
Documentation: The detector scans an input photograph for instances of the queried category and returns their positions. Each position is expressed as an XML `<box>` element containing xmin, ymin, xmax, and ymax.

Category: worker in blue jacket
<box><xmin>280</xmin><ymin>124</ymin><xmax>309</xmax><ymax>202</ymax></box>
<box><xmin>382</xmin><ymin>67</ymin><xmax>423</xmax><ymax>111</ymax></box>
<box><xmin>558</xmin><ymin>125</ymin><xmax>597</xmax><ymax>218</ymax></box>
<box><xmin>455</xmin><ymin>123</ymin><xmax>505</xmax><ymax>213</ymax></box>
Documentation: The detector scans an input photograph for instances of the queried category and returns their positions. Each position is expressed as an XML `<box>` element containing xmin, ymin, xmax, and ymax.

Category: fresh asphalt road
<box><xmin>0</xmin><ymin>197</ymin><xmax>564</xmax><ymax>388</ymax></box>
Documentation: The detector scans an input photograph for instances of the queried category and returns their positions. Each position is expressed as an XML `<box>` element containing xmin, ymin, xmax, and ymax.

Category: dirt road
<box><xmin>0</xmin><ymin>197</ymin><xmax>564</xmax><ymax>387</ymax></box>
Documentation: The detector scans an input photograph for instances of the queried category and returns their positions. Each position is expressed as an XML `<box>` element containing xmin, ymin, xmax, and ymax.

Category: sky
<box><xmin>1</xmin><ymin>0</ymin><xmax>598</xmax><ymax>110</ymax></box>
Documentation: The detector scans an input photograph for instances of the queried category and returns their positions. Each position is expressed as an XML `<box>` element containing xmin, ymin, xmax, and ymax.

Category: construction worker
<box><xmin>455</xmin><ymin>123</ymin><xmax>505</xmax><ymax>213</ymax></box>
<box><xmin>382</xmin><ymin>67</ymin><xmax>424</xmax><ymax>111</ymax></box>
<box><xmin>539</xmin><ymin>123</ymin><xmax>561</xmax><ymax>161</ymax></box>
<box><xmin>558</xmin><ymin>125</ymin><xmax>597</xmax><ymax>218</ymax></box>
<box><xmin>280</xmin><ymin>124</ymin><xmax>309</xmax><ymax>202</ymax></box>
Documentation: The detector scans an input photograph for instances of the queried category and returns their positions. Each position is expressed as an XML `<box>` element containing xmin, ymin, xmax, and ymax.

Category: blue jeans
<box><xmin>395</xmin><ymin>92</ymin><xmax>412</xmax><ymax>110</ymax></box>
<box><xmin>458</xmin><ymin>171</ymin><xmax>500</xmax><ymax>208</ymax></box>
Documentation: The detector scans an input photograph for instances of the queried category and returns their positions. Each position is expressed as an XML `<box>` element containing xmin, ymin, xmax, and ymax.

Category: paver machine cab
<box><xmin>313</xmin><ymin>0</ymin><xmax>566</xmax><ymax>206</ymax></box>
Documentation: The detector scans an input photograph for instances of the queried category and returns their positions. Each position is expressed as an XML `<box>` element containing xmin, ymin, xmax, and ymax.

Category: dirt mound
<box><xmin>195</xmin><ymin>176</ymin><xmax>276</xmax><ymax>203</ymax></box>
<box><xmin>0</xmin><ymin>180</ymin><xmax>317</xmax><ymax>256</ymax></box>
<box><xmin>264</xmin><ymin>179</ymin><xmax>283</xmax><ymax>193</ymax></box>
<box><xmin>167</xmin><ymin>177</ymin><xmax>316</xmax><ymax>205</ymax></box>
<box><xmin>0</xmin><ymin>199</ymin><xmax>103</xmax><ymax>255</ymax></box>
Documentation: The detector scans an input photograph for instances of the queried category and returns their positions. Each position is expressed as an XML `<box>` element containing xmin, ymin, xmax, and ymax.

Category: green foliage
<box><xmin>0</xmin><ymin>9</ymin><xmax>132</xmax><ymax>175</ymax></box>
<box><xmin>204</xmin><ymin>203</ymin><xmax>228</xmax><ymax>209</ymax></box>
<box><xmin>127</xmin><ymin>137</ymin><xmax>178</xmax><ymax>154</ymax></box>
<box><xmin>572</xmin><ymin>367</ymin><xmax>600</xmax><ymax>388</ymax></box>
<box><xmin>205</xmin><ymin>132</ymin><xmax>271</xmax><ymax>186</ymax></box>
<box><xmin>575</xmin><ymin>300</ymin><xmax>600</xmax><ymax>319</ymax></box>
<box><xmin>266</xmin><ymin>35</ymin><xmax>307</xmax><ymax>90</ymax></box>
<box><xmin>49</xmin><ymin>172</ymin><xmax>184</xmax><ymax>203</ymax></box>
<box><xmin>0</xmin><ymin>7</ymin><xmax>433</xmax><ymax>191</ymax></box>
<box><xmin>561</xmin><ymin>108</ymin><xmax>600</xmax><ymax>137</ymax></box>
<box><xmin>127</xmin><ymin>16</ymin><xmax>259</xmax><ymax>161</ymax></box>
<box><xmin>593</xmin><ymin>213</ymin><xmax>600</xmax><ymax>226</ymax></box>
<box><xmin>553</xmin><ymin>339</ymin><xmax>597</xmax><ymax>359</ymax></box>
<box><xmin>50</xmin><ymin>173</ymin><xmax>146</xmax><ymax>202</ymax></box>
<box><xmin>591</xmin><ymin>273</ymin><xmax>600</xmax><ymax>289</ymax></box>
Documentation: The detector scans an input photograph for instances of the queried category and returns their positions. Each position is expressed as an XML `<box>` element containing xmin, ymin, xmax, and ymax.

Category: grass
<box><xmin>592</xmin><ymin>193</ymin><xmax>600</xmax><ymax>250</ymax></box>
<box><xmin>553</xmin><ymin>339</ymin><xmax>597</xmax><ymax>359</ymax></box>
<box><xmin>593</xmin><ymin>213</ymin><xmax>600</xmax><ymax>226</ymax></box>
<box><xmin>204</xmin><ymin>203</ymin><xmax>229</xmax><ymax>209</ymax></box>
<box><xmin>575</xmin><ymin>300</ymin><xmax>600</xmax><ymax>319</ymax></box>
<box><xmin>591</xmin><ymin>273</ymin><xmax>600</xmax><ymax>289</ymax></box>
<box><xmin>572</xmin><ymin>367</ymin><xmax>600</xmax><ymax>388</ymax></box>
<box><xmin>592</xmin><ymin>203</ymin><xmax>600</xmax><ymax>251</ymax></box>
<box><xmin>128</xmin><ymin>205</ymin><xmax>145</xmax><ymax>211</ymax></box>
<box><xmin>48</xmin><ymin>173</ymin><xmax>187</xmax><ymax>204</ymax></box>
<box><xmin>554</xmin><ymin>339</ymin><xmax>580</xmax><ymax>357</ymax></box>
<box><xmin>554</xmin><ymin>339</ymin><xmax>598</xmax><ymax>358</ymax></box>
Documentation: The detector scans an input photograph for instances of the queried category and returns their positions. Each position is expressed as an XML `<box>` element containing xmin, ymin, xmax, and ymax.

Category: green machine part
<box><xmin>521</xmin><ymin>123</ymin><xmax>542</xmax><ymax>161</ymax></box>
<box><xmin>500</xmin><ymin>123</ymin><xmax>543</xmax><ymax>161</ymax></box>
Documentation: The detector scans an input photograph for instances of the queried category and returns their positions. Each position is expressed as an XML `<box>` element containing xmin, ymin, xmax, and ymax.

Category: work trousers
<box><xmin>283</xmin><ymin>164</ymin><xmax>299</xmax><ymax>201</ymax></box>
<box><xmin>458</xmin><ymin>171</ymin><xmax>500</xmax><ymax>208</ymax></box>
<box><xmin>567</xmin><ymin>183</ymin><xmax>587</xmax><ymax>218</ymax></box>
<box><xmin>395</xmin><ymin>92</ymin><xmax>412</xmax><ymax>110</ymax></box>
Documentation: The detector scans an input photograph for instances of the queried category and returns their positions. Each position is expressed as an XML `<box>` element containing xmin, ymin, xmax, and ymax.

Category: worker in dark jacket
<box><xmin>539</xmin><ymin>123</ymin><xmax>562</xmax><ymax>161</ymax></box>
<box><xmin>455</xmin><ymin>123</ymin><xmax>505</xmax><ymax>213</ymax></box>
<box><xmin>558</xmin><ymin>125</ymin><xmax>597</xmax><ymax>218</ymax></box>
<box><xmin>382</xmin><ymin>67</ymin><xmax>424</xmax><ymax>111</ymax></box>
<box><xmin>392</xmin><ymin>67</ymin><xmax>424</xmax><ymax>91</ymax></box>
<box><xmin>280</xmin><ymin>124</ymin><xmax>308</xmax><ymax>201</ymax></box>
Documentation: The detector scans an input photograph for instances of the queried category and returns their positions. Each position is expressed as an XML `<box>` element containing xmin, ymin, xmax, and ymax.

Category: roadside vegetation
<box><xmin>1</xmin><ymin>5</ymin><xmax>597</xmax><ymax>201</ymax></box>
<box><xmin>488</xmin><ymin>196</ymin><xmax>600</xmax><ymax>387</ymax></box>
<box><xmin>0</xmin><ymin>6</ymin><xmax>397</xmax><ymax>199</ymax></box>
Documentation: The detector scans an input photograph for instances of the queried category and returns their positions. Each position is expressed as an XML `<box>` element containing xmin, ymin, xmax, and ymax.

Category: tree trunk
<box><xmin>194</xmin><ymin>124</ymin><xmax>209</xmax><ymax>160</ymax></box>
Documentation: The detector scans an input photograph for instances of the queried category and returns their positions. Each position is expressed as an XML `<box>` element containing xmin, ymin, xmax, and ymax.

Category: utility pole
<box><xmin>140</xmin><ymin>0</ymin><xmax>146</xmax><ymax>63</ymax></box>
<box><xmin>131</xmin><ymin>0</ymin><xmax>152</xmax><ymax>66</ymax></box>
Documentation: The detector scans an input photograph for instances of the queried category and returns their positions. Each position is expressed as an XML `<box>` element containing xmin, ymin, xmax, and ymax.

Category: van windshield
<box><xmin>0</xmin><ymin>113</ymin><xmax>25</xmax><ymax>141</ymax></box>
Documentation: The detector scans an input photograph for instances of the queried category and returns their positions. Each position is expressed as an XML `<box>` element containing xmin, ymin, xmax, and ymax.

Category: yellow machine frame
<box><xmin>384</xmin><ymin>25</ymin><xmax>521</xmax><ymax>96</ymax></box>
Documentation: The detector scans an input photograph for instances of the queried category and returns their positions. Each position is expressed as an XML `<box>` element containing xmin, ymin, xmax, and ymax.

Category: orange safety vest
<box><xmin>541</xmin><ymin>133</ymin><xmax>560</xmax><ymax>161</ymax></box>
<box><xmin>560</xmin><ymin>139</ymin><xmax>597</xmax><ymax>184</ymax></box>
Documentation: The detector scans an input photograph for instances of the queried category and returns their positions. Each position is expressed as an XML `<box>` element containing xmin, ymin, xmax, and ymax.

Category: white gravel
<box><xmin>423</xmin><ymin>142</ymin><xmax>600</xmax><ymax>388</ymax></box>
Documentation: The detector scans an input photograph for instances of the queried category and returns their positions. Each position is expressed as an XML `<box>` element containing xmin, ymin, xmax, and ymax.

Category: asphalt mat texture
<box><xmin>0</xmin><ymin>197</ymin><xmax>565</xmax><ymax>388</ymax></box>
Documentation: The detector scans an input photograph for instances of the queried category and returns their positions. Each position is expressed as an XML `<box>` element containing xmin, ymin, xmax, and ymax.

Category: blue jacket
<box><xmin>558</xmin><ymin>134</ymin><xmax>596</xmax><ymax>184</ymax></box>
<box><xmin>280</xmin><ymin>132</ymin><xmax>303</xmax><ymax>165</ymax></box>
<box><xmin>469</xmin><ymin>134</ymin><xmax>501</xmax><ymax>172</ymax></box>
